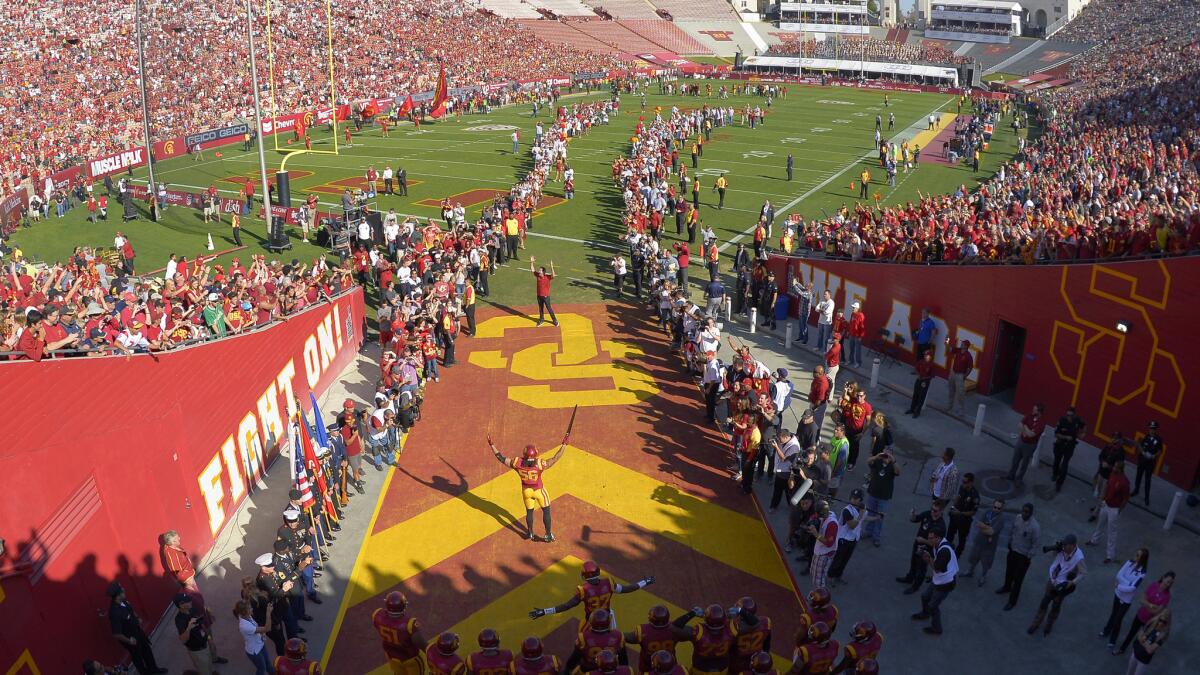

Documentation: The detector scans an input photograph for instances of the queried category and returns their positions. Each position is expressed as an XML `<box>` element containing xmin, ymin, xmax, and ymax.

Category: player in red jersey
<box><xmin>275</xmin><ymin>638</ymin><xmax>322</xmax><ymax>675</ymax></box>
<box><xmin>624</xmin><ymin>605</ymin><xmax>691</xmax><ymax>674</ymax></box>
<box><xmin>800</xmin><ymin>590</ymin><xmax>839</xmax><ymax>640</ymax></box>
<box><xmin>650</xmin><ymin>651</ymin><xmax>688</xmax><ymax>675</ymax></box>
<box><xmin>830</xmin><ymin>622</ymin><xmax>881</xmax><ymax>674</ymax></box>
<box><xmin>530</xmin><ymin>560</ymin><xmax>655</xmax><ymax>623</ymax></box>
<box><xmin>511</xmin><ymin>637</ymin><xmax>560</xmax><ymax>675</ymax></box>
<box><xmin>489</xmin><ymin>434</ymin><xmax>568</xmax><ymax>542</ymax></box>
<box><xmin>372</xmin><ymin>591</ymin><xmax>429</xmax><ymax>675</ymax></box>
<box><xmin>739</xmin><ymin>652</ymin><xmax>777</xmax><ymax>675</ymax></box>
<box><xmin>728</xmin><ymin>597</ymin><xmax>772</xmax><ymax>675</ymax></box>
<box><xmin>427</xmin><ymin>632</ymin><xmax>467</xmax><ymax>675</ymax></box>
<box><xmin>588</xmin><ymin>649</ymin><xmax>634</xmax><ymax>675</ymax></box>
<box><xmin>565</xmin><ymin>609</ymin><xmax>629</xmax><ymax>674</ymax></box>
<box><xmin>787</xmin><ymin>623</ymin><xmax>838</xmax><ymax>675</ymax></box>
<box><xmin>671</xmin><ymin>605</ymin><xmax>735</xmax><ymax>675</ymax></box>
<box><xmin>468</xmin><ymin>628</ymin><xmax>514</xmax><ymax>675</ymax></box>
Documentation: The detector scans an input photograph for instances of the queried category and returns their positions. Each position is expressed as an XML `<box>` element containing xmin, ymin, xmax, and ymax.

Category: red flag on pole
<box><xmin>298</xmin><ymin>413</ymin><xmax>335</xmax><ymax>515</ymax></box>
<box><xmin>397</xmin><ymin>95</ymin><xmax>414</xmax><ymax>117</ymax></box>
<box><xmin>430</xmin><ymin>63</ymin><xmax>448</xmax><ymax>119</ymax></box>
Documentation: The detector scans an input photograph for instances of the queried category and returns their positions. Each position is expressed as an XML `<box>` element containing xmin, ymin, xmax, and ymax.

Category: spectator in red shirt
<box><xmin>1087</xmin><ymin>460</ymin><xmax>1130</xmax><ymax>564</ymax></box>
<box><xmin>338</xmin><ymin>399</ymin><xmax>366</xmax><ymax>493</ymax></box>
<box><xmin>809</xmin><ymin>364</ymin><xmax>832</xmax><ymax>431</ymax></box>
<box><xmin>159</xmin><ymin>530</ymin><xmax>198</xmax><ymax>591</ymax></box>
<box><xmin>1007</xmin><ymin>403</ymin><xmax>1047</xmax><ymax>483</ymax></box>
<box><xmin>946</xmin><ymin>338</ymin><xmax>973</xmax><ymax>415</ymax></box>
<box><xmin>907</xmin><ymin>351</ymin><xmax>936</xmax><ymax>418</ymax></box>
<box><xmin>846</xmin><ymin>302</ymin><xmax>866</xmax><ymax>367</ymax></box>
<box><xmin>825</xmin><ymin>332</ymin><xmax>843</xmax><ymax>396</ymax></box>
<box><xmin>528</xmin><ymin>257</ymin><xmax>558</xmax><ymax>327</ymax></box>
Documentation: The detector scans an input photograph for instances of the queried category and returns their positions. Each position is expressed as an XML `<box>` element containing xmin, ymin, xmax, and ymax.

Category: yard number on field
<box><xmin>781</xmin><ymin>137</ymin><xmax>807</xmax><ymax>144</ymax></box>
<box><xmin>742</xmin><ymin>150</ymin><xmax>773</xmax><ymax>159</ymax></box>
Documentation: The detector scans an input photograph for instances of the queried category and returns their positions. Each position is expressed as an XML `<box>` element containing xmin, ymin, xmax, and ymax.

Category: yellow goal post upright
<box><xmin>263</xmin><ymin>0</ymin><xmax>340</xmax><ymax>209</ymax></box>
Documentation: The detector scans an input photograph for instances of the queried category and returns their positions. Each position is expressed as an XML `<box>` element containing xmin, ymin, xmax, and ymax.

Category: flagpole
<box><xmin>245</xmin><ymin>0</ymin><xmax>274</xmax><ymax>232</ymax></box>
<box><xmin>134</xmin><ymin>0</ymin><xmax>157</xmax><ymax>213</ymax></box>
<box><xmin>306</xmin><ymin>505</ymin><xmax>325</xmax><ymax>560</ymax></box>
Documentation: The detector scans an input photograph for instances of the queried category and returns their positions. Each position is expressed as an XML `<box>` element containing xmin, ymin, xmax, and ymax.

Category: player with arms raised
<box><xmin>372</xmin><ymin>591</ymin><xmax>429</xmax><ymax>675</ymax></box>
<box><xmin>529</xmin><ymin>560</ymin><xmax>655</xmax><ymax>623</ymax></box>
<box><xmin>488</xmin><ymin>406</ymin><xmax>577</xmax><ymax>542</ymax></box>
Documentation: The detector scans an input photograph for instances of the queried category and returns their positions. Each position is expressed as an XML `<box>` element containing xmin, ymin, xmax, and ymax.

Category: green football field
<box><xmin>11</xmin><ymin>79</ymin><xmax>1026</xmax><ymax>311</ymax></box>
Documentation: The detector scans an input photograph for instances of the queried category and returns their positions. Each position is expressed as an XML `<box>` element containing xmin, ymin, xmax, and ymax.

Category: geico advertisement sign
<box><xmin>194</xmin><ymin>297</ymin><xmax>360</xmax><ymax>535</ymax></box>
<box><xmin>185</xmin><ymin>123</ymin><xmax>249</xmax><ymax>149</ymax></box>
<box><xmin>89</xmin><ymin>148</ymin><xmax>146</xmax><ymax>179</ymax></box>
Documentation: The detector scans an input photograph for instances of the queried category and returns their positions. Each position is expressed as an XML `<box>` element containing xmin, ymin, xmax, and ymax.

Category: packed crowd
<box><xmin>624</xmin><ymin>232</ymin><xmax>1178</xmax><ymax>670</ymax></box>
<box><xmin>0</xmin><ymin>238</ymin><xmax>357</xmax><ymax>359</ymax></box>
<box><xmin>0</xmin><ymin>0</ymin><xmax>628</xmax><ymax>190</ymax></box>
<box><xmin>781</xmin><ymin>0</ymin><xmax>1200</xmax><ymax>264</ymax></box>
<box><xmin>768</xmin><ymin>37</ymin><xmax>972</xmax><ymax>66</ymax></box>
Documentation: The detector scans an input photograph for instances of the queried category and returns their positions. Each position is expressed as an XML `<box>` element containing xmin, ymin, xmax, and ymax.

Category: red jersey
<box><xmin>273</xmin><ymin>657</ymin><xmax>321</xmax><ymax>675</ymax></box>
<box><xmin>534</xmin><ymin>271</ymin><xmax>553</xmax><ymax>298</ymax></box>
<box><xmin>371</xmin><ymin>609</ymin><xmax>422</xmax><ymax>661</ymax></box>
<box><xmin>841</xmin><ymin>633</ymin><xmax>883</xmax><ymax>668</ymax></box>
<box><xmin>729</xmin><ymin>618</ymin><xmax>772</xmax><ymax>674</ymax></box>
<box><xmin>426</xmin><ymin>644</ymin><xmax>467</xmax><ymax>675</ymax></box>
<box><xmin>577</xmin><ymin>629</ymin><xmax>625</xmax><ymax>671</ymax></box>
<box><xmin>799</xmin><ymin>607</ymin><xmax>838</xmax><ymax>640</ymax></box>
<box><xmin>793</xmin><ymin>640</ymin><xmax>839</xmax><ymax>675</ymax></box>
<box><xmin>512</xmin><ymin>655</ymin><xmax>560</xmax><ymax>675</ymax></box>
<box><xmin>513</xmin><ymin>460</ymin><xmax>546</xmax><ymax>489</ymax></box>
<box><xmin>467</xmin><ymin>649</ymin><xmax>514</xmax><ymax>675</ymax></box>
<box><xmin>631</xmin><ymin>623</ymin><xmax>677</xmax><ymax>674</ymax></box>
<box><xmin>689</xmin><ymin>624</ymin><xmax>734</xmax><ymax>672</ymax></box>
<box><xmin>575</xmin><ymin>576</ymin><xmax>616</xmax><ymax>616</ymax></box>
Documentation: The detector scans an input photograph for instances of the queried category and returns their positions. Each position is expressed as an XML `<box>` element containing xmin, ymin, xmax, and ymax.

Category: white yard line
<box><xmin>718</xmin><ymin>97</ymin><xmax>956</xmax><ymax>253</ymax></box>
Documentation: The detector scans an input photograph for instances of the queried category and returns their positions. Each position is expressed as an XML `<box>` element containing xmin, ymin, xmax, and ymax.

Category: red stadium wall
<box><xmin>767</xmin><ymin>256</ymin><xmax>1198</xmax><ymax>489</ymax></box>
<box><xmin>0</xmin><ymin>289</ymin><xmax>365</xmax><ymax>674</ymax></box>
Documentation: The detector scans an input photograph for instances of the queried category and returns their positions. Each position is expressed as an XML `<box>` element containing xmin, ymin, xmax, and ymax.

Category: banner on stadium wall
<box><xmin>88</xmin><ymin>147</ymin><xmax>147</xmax><ymax>180</ymax></box>
<box><xmin>185</xmin><ymin>122</ymin><xmax>250</xmax><ymax>150</ymax></box>
<box><xmin>0</xmin><ymin>289</ymin><xmax>365</xmax><ymax>674</ymax></box>
<box><xmin>48</xmin><ymin>165</ymin><xmax>83</xmax><ymax>192</ymax></box>
<box><xmin>257</xmin><ymin>204</ymin><xmax>302</xmax><ymax>224</ymax></box>
<box><xmin>765</xmin><ymin>255</ymin><xmax>1198</xmax><ymax>488</ymax></box>
<box><xmin>128</xmin><ymin>183</ymin><xmax>207</xmax><ymax>209</ymax></box>
<box><xmin>261</xmin><ymin>113</ymin><xmax>299</xmax><ymax>136</ymax></box>
<box><xmin>0</xmin><ymin>185</ymin><xmax>27</xmax><ymax>230</ymax></box>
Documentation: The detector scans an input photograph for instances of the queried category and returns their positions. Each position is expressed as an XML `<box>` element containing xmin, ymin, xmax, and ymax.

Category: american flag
<box><xmin>289</xmin><ymin>420</ymin><xmax>315</xmax><ymax>509</ymax></box>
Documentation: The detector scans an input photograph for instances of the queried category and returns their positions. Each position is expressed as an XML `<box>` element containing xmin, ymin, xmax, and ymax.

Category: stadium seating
<box><xmin>479</xmin><ymin>0</ymin><xmax>544</xmax><ymax>19</ymax></box>
<box><xmin>584</xmin><ymin>0</ymin><xmax>663</xmax><ymax>19</ymax></box>
<box><xmin>517</xmin><ymin>19</ymin><xmax>622</xmax><ymax>53</ymax></box>
<box><xmin>621</xmin><ymin>19</ymin><xmax>711</xmax><ymax>54</ymax></box>
<box><xmin>529</xmin><ymin>0</ymin><xmax>598</xmax><ymax>16</ymax></box>
<box><xmin>570</xmin><ymin>20</ymin><xmax>666</xmax><ymax>54</ymax></box>
<box><xmin>0</xmin><ymin>0</ymin><xmax>629</xmax><ymax>191</ymax></box>
<box><xmin>648</xmin><ymin>0</ymin><xmax>739</xmax><ymax>21</ymax></box>
<box><xmin>769</xmin><ymin>36</ymin><xmax>971</xmax><ymax>65</ymax></box>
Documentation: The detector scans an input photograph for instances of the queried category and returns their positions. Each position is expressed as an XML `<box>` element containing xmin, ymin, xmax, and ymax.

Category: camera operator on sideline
<box><xmin>1027</xmin><ymin>533</ymin><xmax>1087</xmax><ymax>636</ymax></box>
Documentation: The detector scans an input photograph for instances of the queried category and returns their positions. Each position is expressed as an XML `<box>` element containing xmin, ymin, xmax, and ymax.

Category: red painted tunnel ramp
<box><xmin>323</xmin><ymin>303</ymin><xmax>804</xmax><ymax>674</ymax></box>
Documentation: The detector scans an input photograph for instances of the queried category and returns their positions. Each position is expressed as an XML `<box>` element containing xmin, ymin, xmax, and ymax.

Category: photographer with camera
<box><xmin>1027</xmin><ymin>533</ymin><xmax>1087</xmax><ymax>636</ymax></box>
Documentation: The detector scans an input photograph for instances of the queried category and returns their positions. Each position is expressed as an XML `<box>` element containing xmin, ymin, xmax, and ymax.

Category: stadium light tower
<box><xmin>245</xmin><ymin>0</ymin><xmax>277</xmax><ymax>243</ymax></box>
<box><xmin>134</xmin><ymin>0</ymin><xmax>157</xmax><ymax>216</ymax></box>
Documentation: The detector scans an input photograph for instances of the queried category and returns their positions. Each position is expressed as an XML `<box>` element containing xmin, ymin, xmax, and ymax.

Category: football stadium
<box><xmin>1</xmin><ymin>1</ymin><xmax>1197</xmax><ymax>673</ymax></box>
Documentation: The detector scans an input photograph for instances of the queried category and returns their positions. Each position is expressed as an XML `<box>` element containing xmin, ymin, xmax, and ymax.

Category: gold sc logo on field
<box><xmin>468</xmin><ymin>313</ymin><xmax>659</xmax><ymax>409</ymax></box>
